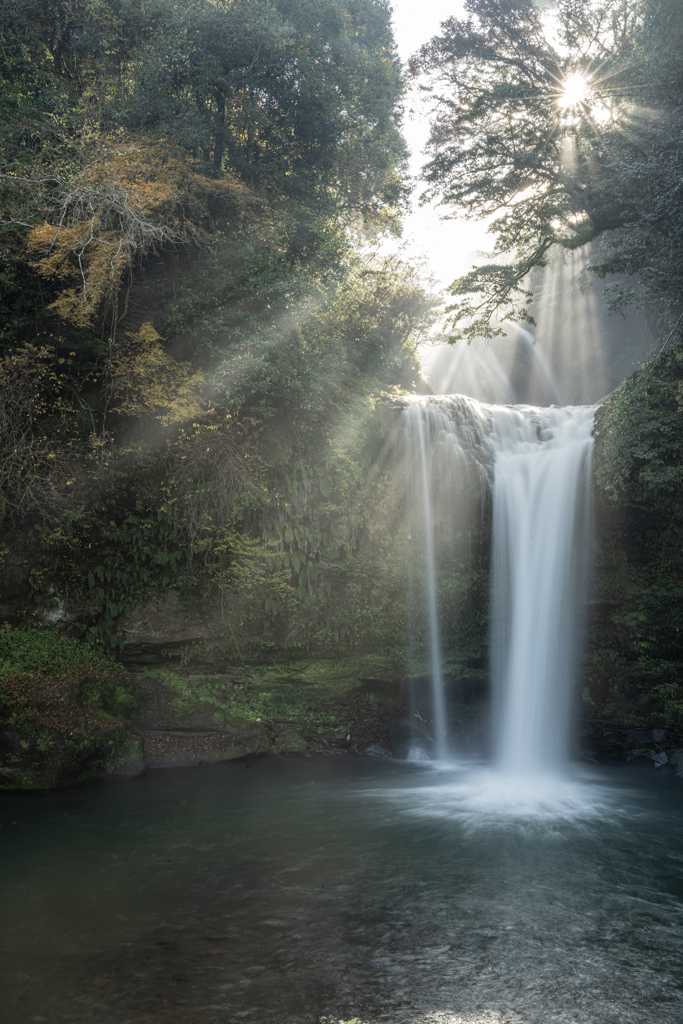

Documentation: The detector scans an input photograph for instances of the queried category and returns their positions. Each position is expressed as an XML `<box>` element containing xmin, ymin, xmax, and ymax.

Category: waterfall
<box><xmin>490</xmin><ymin>405</ymin><xmax>596</xmax><ymax>775</ymax></box>
<box><xmin>402</xmin><ymin>397</ymin><xmax>596</xmax><ymax>771</ymax></box>
<box><xmin>411</xmin><ymin>407</ymin><xmax>448</xmax><ymax>759</ymax></box>
<box><xmin>403</xmin><ymin>397</ymin><xmax>490</xmax><ymax>759</ymax></box>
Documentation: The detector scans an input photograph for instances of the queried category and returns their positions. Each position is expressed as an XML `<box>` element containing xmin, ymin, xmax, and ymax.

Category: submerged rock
<box><xmin>361</xmin><ymin>743</ymin><xmax>391</xmax><ymax>758</ymax></box>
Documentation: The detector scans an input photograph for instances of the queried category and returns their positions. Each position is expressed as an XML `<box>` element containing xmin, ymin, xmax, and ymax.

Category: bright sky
<box><xmin>387</xmin><ymin>0</ymin><xmax>491</xmax><ymax>291</ymax></box>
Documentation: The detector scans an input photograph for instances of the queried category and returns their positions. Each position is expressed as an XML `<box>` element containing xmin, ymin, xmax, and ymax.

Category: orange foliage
<box><xmin>111</xmin><ymin>323</ymin><xmax>207</xmax><ymax>425</ymax></box>
<box><xmin>25</xmin><ymin>140</ymin><xmax>250</xmax><ymax>329</ymax></box>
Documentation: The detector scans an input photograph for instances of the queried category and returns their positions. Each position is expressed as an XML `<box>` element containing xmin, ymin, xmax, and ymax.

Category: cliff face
<box><xmin>586</xmin><ymin>330</ymin><xmax>683</xmax><ymax>760</ymax></box>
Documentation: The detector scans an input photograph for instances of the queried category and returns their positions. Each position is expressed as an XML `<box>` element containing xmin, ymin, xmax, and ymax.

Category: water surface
<box><xmin>1</xmin><ymin>756</ymin><xmax>682</xmax><ymax>1024</ymax></box>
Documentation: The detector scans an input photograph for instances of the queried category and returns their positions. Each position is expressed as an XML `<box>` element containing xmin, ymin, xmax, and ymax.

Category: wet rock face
<box><xmin>121</xmin><ymin>591</ymin><xmax>215</xmax><ymax>669</ymax></box>
<box><xmin>142</xmin><ymin>724</ymin><xmax>270</xmax><ymax>769</ymax></box>
<box><xmin>112</xmin><ymin>677</ymin><xmax>271</xmax><ymax>773</ymax></box>
<box><xmin>136</xmin><ymin>677</ymin><xmax>237</xmax><ymax>733</ymax></box>
<box><xmin>587</xmin><ymin>344</ymin><xmax>683</xmax><ymax>740</ymax></box>
<box><xmin>586</xmin><ymin>720</ymin><xmax>683</xmax><ymax>773</ymax></box>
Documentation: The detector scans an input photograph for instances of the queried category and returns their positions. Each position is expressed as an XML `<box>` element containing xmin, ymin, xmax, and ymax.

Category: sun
<box><xmin>559</xmin><ymin>72</ymin><xmax>590</xmax><ymax>109</ymax></box>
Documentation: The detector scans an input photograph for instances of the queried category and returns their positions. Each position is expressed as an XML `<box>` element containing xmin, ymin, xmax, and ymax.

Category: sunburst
<box><xmin>559</xmin><ymin>72</ymin><xmax>591</xmax><ymax>109</ymax></box>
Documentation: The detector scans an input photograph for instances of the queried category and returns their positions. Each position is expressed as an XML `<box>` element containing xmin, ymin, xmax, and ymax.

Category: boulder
<box><xmin>108</xmin><ymin>735</ymin><xmax>146</xmax><ymax>779</ymax></box>
<box><xmin>361</xmin><ymin>742</ymin><xmax>391</xmax><ymax>758</ymax></box>
<box><xmin>143</xmin><ymin>722</ymin><xmax>269</xmax><ymax>769</ymax></box>
<box><xmin>272</xmin><ymin>729</ymin><xmax>307</xmax><ymax>753</ymax></box>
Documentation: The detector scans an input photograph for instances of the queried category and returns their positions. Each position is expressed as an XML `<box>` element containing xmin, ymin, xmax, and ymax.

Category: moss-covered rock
<box><xmin>108</xmin><ymin>734</ymin><xmax>146</xmax><ymax>778</ymax></box>
<box><xmin>142</xmin><ymin>724</ymin><xmax>270</xmax><ymax>769</ymax></box>
<box><xmin>0</xmin><ymin>625</ymin><xmax>143</xmax><ymax>788</ymax></box>
<box><xmin>586</xmin><ymin>331</ymin><xmax>683</xmax><ymax>741</ymax></box>
<box><xmin>272</xmin><ymin>728</ymin><xmax>308</xmax><ymax>753</ymax></box>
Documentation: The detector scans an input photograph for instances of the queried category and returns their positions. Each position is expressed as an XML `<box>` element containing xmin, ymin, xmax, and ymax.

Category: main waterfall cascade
<box><xmin>404</xmin><ymin>396</ymin><xmax>597</xmax><ymax>773</ymax></box>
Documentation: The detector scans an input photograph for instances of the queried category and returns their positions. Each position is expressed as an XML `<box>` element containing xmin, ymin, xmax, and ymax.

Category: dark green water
<box><xmin>1</xmin><ymin>756</ymin><xmax>682</xmax><ymax>1024</ymax></box>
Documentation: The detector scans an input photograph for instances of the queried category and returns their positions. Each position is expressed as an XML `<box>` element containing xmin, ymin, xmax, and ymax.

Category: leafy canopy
<box><xmin>411</xmin><ymin>0</ymin><xmax>683</xmax><ymax>340</ymax></box>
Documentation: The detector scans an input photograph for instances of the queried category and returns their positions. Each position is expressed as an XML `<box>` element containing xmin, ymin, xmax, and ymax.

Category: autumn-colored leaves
<box><xmin>21</xmin><ymin>139</ymin><xmax>250</xmax><ymax>429</ymax></box>
<box><xmin>25</xmin><ymin>140</ymin><xmax>245</xmax><ymax>332</ymax></box>
<box><xmin>111</xmin><ymin>323</ymin><xmax>206</xmax><ymax>426</ymax></box>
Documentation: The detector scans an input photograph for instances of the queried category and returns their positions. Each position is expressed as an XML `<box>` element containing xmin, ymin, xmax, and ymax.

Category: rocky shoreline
<box><xmin>107</xmin><ymin>676</ymin><xmax>683</xmax><ymax>783</ymax></box>
<box><xmin>108</xmin><ymin>675</ymin><xmax>396</xmax><ymax>780</ymax></box>
<box><xmin>584</xmin><ymin>719</ymin><xmax>683</xmax><ymax>775</ymax></box>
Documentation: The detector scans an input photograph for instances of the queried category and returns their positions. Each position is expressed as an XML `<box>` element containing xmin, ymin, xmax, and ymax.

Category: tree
<box><xmin>125</xmin><ymin>0</ymin><xmax>407</xmax><ymax>232</ymax></box>
<box><xmin>411</xmin><ymin>0</ymin><xmax>683</xmax><ymax>340</ymax></box>
<box><xmin>0</xmin><ymin>0</ymin><xmax>409</xmax><ymax>432</ymax></box>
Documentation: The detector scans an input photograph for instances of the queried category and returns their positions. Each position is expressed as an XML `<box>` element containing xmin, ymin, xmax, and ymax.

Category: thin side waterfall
<box><xmin>413</xmin><ymin>410</ymin><xmax>448</xmax><ymax>759</ymax></box>
<box><xmin>490</xmin><ymin>405</ymin><xmax>596</xmax><ymax>775</ymax></box>
<box><xmin>403</xmin><ymin>397</ymin><xmax>490</xmax><ymax>760</ymax></box>
<box><xmin>402</xmin><ymin>396</ymin><xmax>596</xmax><ymax>772</ymax></box>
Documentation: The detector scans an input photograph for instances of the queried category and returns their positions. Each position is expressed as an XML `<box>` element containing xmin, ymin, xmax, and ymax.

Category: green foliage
<box><xmin>587</xmin><ymin>330</ymin><xmax>683</xmax><ymax>725</ymax></box>
<box><xmin>594</xmin><ymin>340</ymin><xmax>683</xmax><ymax>502</ymax></box>
<box><xmin>0</xmin><ymin>622</ymin><xmax>117</xmax><ymax>676</ymax></box>
<box><xmin>28</xmin><ymin>456</ymin><xmax>187</xmax><ymax>652</ymax></box>
<box><xmin>147</xmin><ymin>668</ymin><xmax>334</xmax><ymax>728</ymax></box>
<box><xmin>412</xmin><ymin>0</ymin><xmax>683</xmax><ymax>338</ymax></box>
<box><xmin>126</xmin><ymin>0</ymin><xmax>407</xmax><ymax>223</ymax></box>
<box><xmin>0</xmin><ymin>0</ymin><xmax>433</xmax><ymax>666</ymax></box>
<box><xmin>0</xmin><ymin>0</ymin><xmax>407</xmax><ymax>358</ymax></box>
<box><xmin>145</xmin><ymin>654</ymin><xmax>401</xmax><ymax>733</ymax></box>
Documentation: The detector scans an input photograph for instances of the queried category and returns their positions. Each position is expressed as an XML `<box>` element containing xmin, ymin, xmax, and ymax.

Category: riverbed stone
<box><xmin>143</xmin><ymin>723</ymin><xmax>269</xmax><ymax>769</ymax></box>
<box><xmin>272</xmin><ymin>729</ymin><xmax>307</xmax><ymax>753</ymax></box>
<box><xmin>362</xmin><ymin>742</ymin><xmax>392</xmax><ymax>757</ymax></box>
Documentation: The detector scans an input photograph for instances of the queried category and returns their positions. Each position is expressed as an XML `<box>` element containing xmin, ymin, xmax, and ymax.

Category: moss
<box><xmin>144</xmin><ymin>653</ymin><xmax>405</xmax><ymax>740</ymax></box>
<box><xmin>0</xmin><ymin>623</ymin><xmax>119</xmax><ymax>676</ymax></box>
